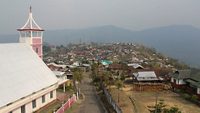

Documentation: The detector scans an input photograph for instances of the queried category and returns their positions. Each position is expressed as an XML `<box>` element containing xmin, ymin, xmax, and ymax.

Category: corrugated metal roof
<box><xmin>47</xmin><ymin>63</ymin><xmax>66</xmax><ymax>68</ymax></box>
<box><xmin>101</xmin><ymin>60</ymin><xmax>112</xmax><ymax>65</ymax></box>
<box><xmin>135</xmin><ymin>71</ymin><xmax>158</xmax><ymax>81</ymax></box>
<box><xmin>53</xmin><ymin>71</ymin><xmax>65</xmax><ymax>77</ymax></box>
<box><xmin>0</xmin><ymin>43</ymin><xmax>58</xmax><ymax>107</ymax></box>
<box><xmin>171</xmin><ymin>70</ymin><xmax>191</xmax><ymax>79</ymax></box>
<box><xmin>185</xmin><ymin>79</ymin><xmax>200</xmax><ymax>87</ymax></box>
<box><xmin>127</xmin><ymin>63</ymin><xmax>143</xmax><ymax>69</ymax></box>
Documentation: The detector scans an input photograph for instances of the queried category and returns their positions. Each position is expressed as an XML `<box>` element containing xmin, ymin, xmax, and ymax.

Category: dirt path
<box><xmin>73</xmin><ymin>73</ymin><xmax>104</xmax><ymax>113</ymax></box>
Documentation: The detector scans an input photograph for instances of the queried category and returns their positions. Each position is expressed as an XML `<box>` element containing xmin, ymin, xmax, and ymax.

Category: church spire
<box><xmin>17</xmin><ymin>7</ymin><xmax>44</xmax><ymax>59</ymax></box>
<box><xmin>17</xmin><ymin>6</ymin><xmax>43</xmax><ymax>31</ymax></box>
<box><xmin>30</xmin><ymin>6</ymin><xmax>32</xmax><ymax>13</ymax></box>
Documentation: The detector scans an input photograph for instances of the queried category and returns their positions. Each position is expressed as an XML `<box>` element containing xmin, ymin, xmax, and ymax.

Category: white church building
<box><xmin>0</xmin><ymin>7</ymin><xmax>59</xmax><ymax>113</ymax></box>
<box><xmin>0</xmin><ymin>44</ymin><xmax>58</xmax><ymax>113</ymax></box>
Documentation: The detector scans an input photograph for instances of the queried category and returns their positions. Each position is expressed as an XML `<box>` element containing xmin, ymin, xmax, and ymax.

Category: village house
<box><xmin>184</xmin><ymin>74</ymin><xmax>200</xmax><ymax>97</ymax></box>
<box><xmin>132</xmin><ymin>71</ymin><xmax>165</xmax><ymax>91</ymax></box>
<box><xmin>171</xmin><ymin>70</ymin><xmax>200</xmax><ymax>98</ymax></box>
<box><xmin>133</xmin><ymin>71</ymin><xmax>159</xmax><ymax>82</ymax></box>
<box><xmin>47</xmin><ymin>62</ymin><xmax>74</xmax><ymax>91</ymax></box>
<box><xmin>171</xmin><ymin>70</ymin><xmax>191</xmax><ymax>90</ymax></box>
<box><xmin>127</xmin><ymin>63</ymin><xmax>144</xmax><ymax>69</ymax></box>
<box><xmin>53</xmin><ymin>70</ymin><xmax>69</xmax><ymax>92</ymax></box>
<box><xmin>47</xmin><ymin>62</ymin><xmax>67</xmax><ymax>71</ymax></box>
<box><xmin>108</xmin><ymin>63</ymin><xmax>124</xmax><ymax>71</ymax></box>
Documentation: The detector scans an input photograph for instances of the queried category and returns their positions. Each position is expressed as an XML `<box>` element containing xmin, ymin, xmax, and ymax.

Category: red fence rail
<box><xmin>56</xmin><ymin>95</ymin><xmax>76</xmax><ymax>113</ymax></box>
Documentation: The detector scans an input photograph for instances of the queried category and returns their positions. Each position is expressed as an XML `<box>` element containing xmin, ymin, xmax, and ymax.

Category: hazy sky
<box><xmin>1</xmin><ymin>0</ymin><xmax>200</xmax><ymax>34</ymax></box>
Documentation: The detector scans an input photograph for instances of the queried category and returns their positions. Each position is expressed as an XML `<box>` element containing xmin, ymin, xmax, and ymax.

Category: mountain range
<box><xmin>0</xmin><ymin>25</ymin><xmax>200</xmax><ymax>67</ymax></box>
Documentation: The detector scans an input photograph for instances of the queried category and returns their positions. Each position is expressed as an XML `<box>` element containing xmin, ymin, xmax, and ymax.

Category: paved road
<box><xmin>74</xmin><ymin>74</ymin><xmax>104</xmax><ymax>113</ymax></box>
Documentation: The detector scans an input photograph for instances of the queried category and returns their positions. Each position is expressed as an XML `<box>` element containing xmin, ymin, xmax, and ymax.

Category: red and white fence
<box><xmin>56</xmin><ymin>95</ymin><xmax>77</xmax><ymax>113</ymax></box>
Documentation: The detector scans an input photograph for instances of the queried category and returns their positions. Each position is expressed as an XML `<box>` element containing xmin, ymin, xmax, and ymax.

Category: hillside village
<box><xmin>44</xmin><ymin>42</ymin><xmax>187</xmax><ymax>70</ymax></box>
<box><xmin>42</xmin><ymin>42</ymin><xmax>200</xmax><ymax>113</ymax></box>
<box><xmin>1</xmin><ymin>5</ymin><xmax>200</xmax><ymax>113</ymax></box>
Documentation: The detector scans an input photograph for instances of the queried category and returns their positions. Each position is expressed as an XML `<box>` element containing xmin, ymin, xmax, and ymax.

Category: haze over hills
<box><xmin>0</xmin><ymin>25</ymin><xmax>200</xmax><ymax>67</ymax></box>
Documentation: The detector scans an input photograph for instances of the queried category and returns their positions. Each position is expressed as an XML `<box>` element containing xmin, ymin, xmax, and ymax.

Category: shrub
<box><xmin>176</xmin><ymin>89</ymin><xmax>184</xmax><ymax>93</ymax></box>
<box><xmin>191</xmin><ymin>95</ymin><xmax>199</xmax><ymax>102</ymax></box>
<box><xmin>182</xmin><ymin>93</ymin><xmax>191</xmax><ymax>100</ymax></box>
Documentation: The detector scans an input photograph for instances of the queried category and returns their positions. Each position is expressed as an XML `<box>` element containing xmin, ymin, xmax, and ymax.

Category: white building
<box><xmin>0</xmin><ymin>43</ymin><xmax>58</xmax><ymax>113</ymax></box>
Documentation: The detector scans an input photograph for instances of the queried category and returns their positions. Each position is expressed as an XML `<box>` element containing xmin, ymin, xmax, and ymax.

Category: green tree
<box><xmin>148</xmin><ymin>99</ymin><xmax>166</xmax><ymax>113</ymax></box>
<box><xmin>72</xmin><ymin>68</ymin><xmax>83</xmax><ymax>96</ymax></box>
<box><xmin>191</xmin><ymin>94</ymin><xmax>199</xmax><ymax>103</ymax></box>
<box><xmin>102</xmin><ymin>71</ymin><xmax>110</xmax><ymax>86</ymax></box>
<box><xmin>148</xmin><ymin>100</ymin><xmax>182</xmax><ymax>113</ymax></box>
<box><xmin>163</xmin><ymin>106</ymin><xmax>181</xmax><ymax>113</ymax></box>
<box><xmin>115</xmin><ymin>79</ymin><xmax>123</xmax><ymax>104</ymax></box>
<box><xmin>118</xmin><ymin>70</ymin><xmax>126</xmax><ymax>81</ymax></box>
<box><xmin>91</xmin><ymin>63</ymin><xmax>99</xmax><ymax>78</ymax></box>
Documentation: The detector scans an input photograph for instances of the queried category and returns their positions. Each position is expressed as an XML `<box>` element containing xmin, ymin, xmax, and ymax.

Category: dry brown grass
<box><xmin>128</xmin><ymin>90</ymin><xmax>200</xmax><ymax>113</ymax></box>
<box><xmin>110</xmin><ymin>88</ymin><xmax>134</xmax><ymax>113</ymax></box>
<box><xmin>110</xmin><ymin>84</ymin><xmax>200</xmax><ymax>113</ymax></box>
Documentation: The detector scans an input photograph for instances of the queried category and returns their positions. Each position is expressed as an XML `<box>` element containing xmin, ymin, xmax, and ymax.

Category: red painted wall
<box><xmin>32</xmin><ymin>38</ymin><xmax>42</xmax><ymax>58</ymax></box>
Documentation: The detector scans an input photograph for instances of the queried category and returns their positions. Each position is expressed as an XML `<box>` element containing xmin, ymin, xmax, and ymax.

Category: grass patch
<box><xmin>39</xmin><ymin>101</ymin><xmax>62</xmax><ymax>113</ymax></box>
<box><xmin>64</xmin><ymin>103</ymin><xmax>79</xmax><ymax>113</ymax></box>
<box><xmin>38</xmin><ymin>101</ymin><xmax>79</xmax><ymax>113</ymax></box>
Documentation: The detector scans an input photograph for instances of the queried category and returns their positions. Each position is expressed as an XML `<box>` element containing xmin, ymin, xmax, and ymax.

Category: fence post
<box><xmin>62</xmin><ymin>102</ymin><xmax>64</xmax><ymax>112</ymax></box>
<box><xmin>76</xmin><ymin>91</ymin><xmax>79</xmax><ymax>100</ymax></box>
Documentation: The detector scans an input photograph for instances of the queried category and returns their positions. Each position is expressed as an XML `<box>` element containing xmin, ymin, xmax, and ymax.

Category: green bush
<box><xmin>191</xmin><ymin>95</ymin><xmax>199</xmax><ymax>102</ymax></box>
<box><xmin>93</xmin><ymin>77</ymin><xmax>100</xmax><ymax>83</ymax></box>
<box><xmin>175</xmin><ymin>89</ymin><xmax>181</xmax><ymax>93</ymax></box>
<box><xmin>182</xmin><ymin>93</ymin><xmax>191</xmax><ymax>100</ymax></box>
<box><xmin>176</xmin><ymin>89</ymin><xmax>184</xmax><ymax>93</ymax></box>
<box><xmin>163</xmin><ymin>106</ymin><xmax>182</xmax><ymax>113</ymax></box>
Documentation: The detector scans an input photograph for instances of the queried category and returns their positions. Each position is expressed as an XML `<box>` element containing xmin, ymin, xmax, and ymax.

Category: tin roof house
<box><xmin>133</xmin><ymin>71</ymin><xmax>159</xmax><ymax>82</ymax></box>
<box><xmin>171</xmin><ymin>70</ymin><xmax>191</xmax><ymax>89</ymax></box>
